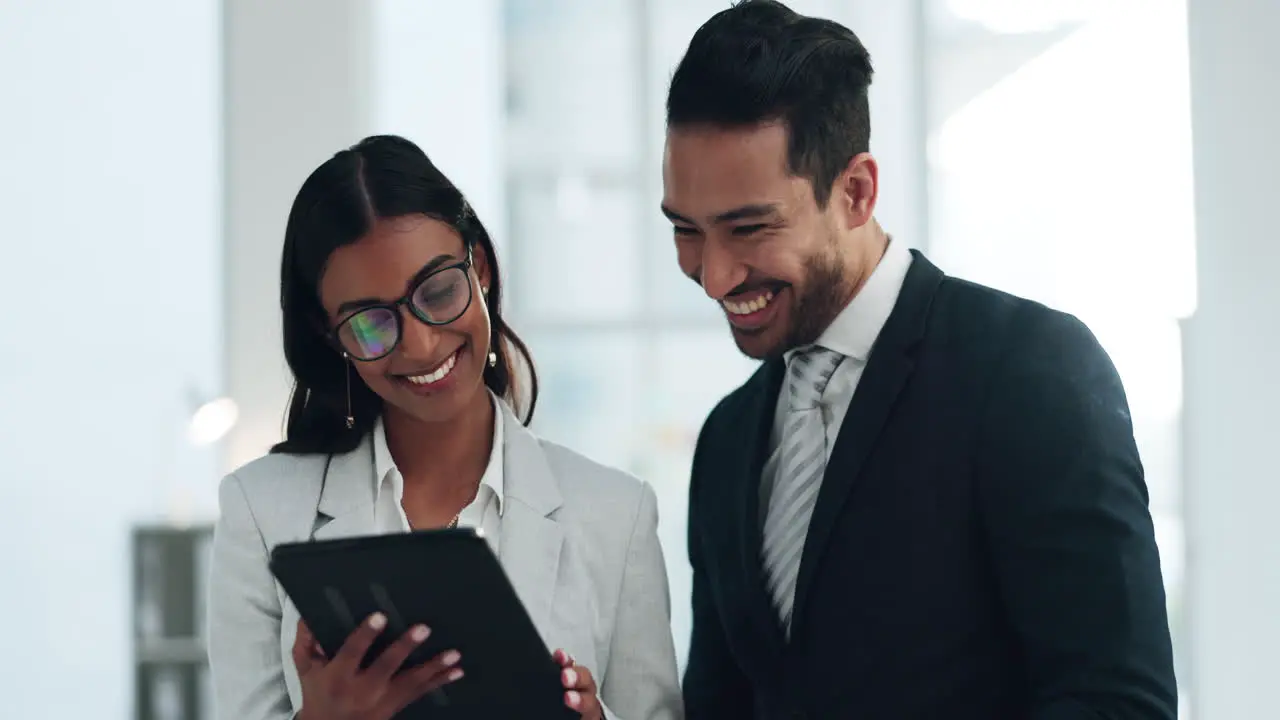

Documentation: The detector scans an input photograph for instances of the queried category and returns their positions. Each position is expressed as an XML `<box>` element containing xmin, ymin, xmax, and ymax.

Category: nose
<box><xmin>699</xmin><ymin>238</ymin><xmax>746</xmax><ymax>301</ymax></box>
<box><xmin>397</xmin><ymin>308</ymin><xmax>443</xmax><ymax>360</ymax></box>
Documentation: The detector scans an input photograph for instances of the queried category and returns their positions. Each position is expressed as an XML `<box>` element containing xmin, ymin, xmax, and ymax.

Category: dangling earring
<box><xmin>342</xmin><ymin>352</ymin><xmax>354</xmax><ymax>429</ymax></box>
<box><xmin>483</xmin><ymin>286</ymin><xmax>495</xmax><ymax>367</ymax></box>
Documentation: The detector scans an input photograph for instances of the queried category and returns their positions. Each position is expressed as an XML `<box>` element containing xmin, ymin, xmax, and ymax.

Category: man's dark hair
<box><xmin>666</xmin><ymin>0</ymin><xmax>874</xmax><ymax>207</ymax></box>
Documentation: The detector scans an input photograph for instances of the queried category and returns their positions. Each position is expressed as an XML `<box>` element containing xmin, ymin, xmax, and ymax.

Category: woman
<box><xmin>208</xmin><ymin>135</ymin><xmax>683</xmax><ymax>720</ymax></box>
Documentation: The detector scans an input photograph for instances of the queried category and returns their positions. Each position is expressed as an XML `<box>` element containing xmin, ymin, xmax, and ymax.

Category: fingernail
<box><xmin>566</xmin><ymin>690</ymin><xmax>581</xmax><ymax>708</ymax></box>
<box><xmin>410</xmin><ymin>625</ymin><xmax>430</xmax><ymax>642</ymax></box>
<box><xmin>448</xmin><ymin>668</ymin><xmax>464</xmax><ymax>681</ymax></box>
<box><xmin>368</xmin><ymin>613</ymin><xmax>387</xmax><ymax>630</ymax></box>
<box><xmin>442</xmin><ymin>650</ymin><xmax>461</xmax><ymax>666</ymax></box>
<box><xmin>563</xmin><ymin>668</ymin><xmax>578</xmax><ymax>686</ymax></box>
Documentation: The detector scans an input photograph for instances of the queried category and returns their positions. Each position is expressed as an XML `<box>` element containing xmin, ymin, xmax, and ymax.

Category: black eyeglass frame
<box><xmin>329</xmin><ymin>250</ymin><xmax>476</xmax><ymax>362</ymax></box>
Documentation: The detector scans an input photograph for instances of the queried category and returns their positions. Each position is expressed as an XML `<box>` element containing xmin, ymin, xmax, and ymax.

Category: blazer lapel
<box><xmin>496</xmin><ymin>404</ymin><xmax>565</xmax><ymax>644</ymax></box>
<box><xmin>302</xmin><ymin>405</ymin><xmax>566</xmax><ymax>643</ymax></box>
<box><xmin>789</xmin><ymin>251</ymin><xmax>944</xmax><ymax>640</ymax></box>
<box><xmin>311</xmin><ymin>435</ymin><xmax>378</xmax><ymax>541</ymax></box>
<box><xmin>735</xmin><ymin>360</ymin><xmax>789</xmax><ymax>661</ymax></box>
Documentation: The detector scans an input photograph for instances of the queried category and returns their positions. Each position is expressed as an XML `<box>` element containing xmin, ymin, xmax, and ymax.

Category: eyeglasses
<box><xmin>331</xmin><ymin>254</ymin><xmax>475</xmax><ymax>361</ymax></box>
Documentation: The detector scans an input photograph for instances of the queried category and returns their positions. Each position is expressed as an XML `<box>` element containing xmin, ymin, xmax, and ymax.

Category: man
<box><xmin>663</xmin><ymin>2</ymin><xmax>1177</xmax><ymax>718</ymax></box>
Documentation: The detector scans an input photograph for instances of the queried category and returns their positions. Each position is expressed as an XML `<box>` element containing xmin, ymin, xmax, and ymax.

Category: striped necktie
<box><xmin>761</xmin><ymin>346</ymin><xmax>845</xmax><ymax>633</ymax></box>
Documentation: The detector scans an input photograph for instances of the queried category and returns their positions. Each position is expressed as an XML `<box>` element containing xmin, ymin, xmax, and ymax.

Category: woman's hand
<box><xmin>293</xmin><ymin>613</ymin><xmax>463</xmax><ymax>720</ymax></box>
<box><xmin>554</xmin><ymin>649</ymin><xmax>603</xmax><ymax>719</ymax></box>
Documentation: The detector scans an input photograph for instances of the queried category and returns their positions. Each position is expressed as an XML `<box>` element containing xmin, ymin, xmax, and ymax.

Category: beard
<box><xmin>734</xmin><ymin>249</ymin><xmax>852</xmax><ymax>361</ymax></box>
<box><xmin>781</xmin><ymin>253</ymin><xmax>850</xmax><ymax>353</ymax></box>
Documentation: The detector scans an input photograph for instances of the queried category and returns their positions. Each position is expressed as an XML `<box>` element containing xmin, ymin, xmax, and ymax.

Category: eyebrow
<box><xmin>661</xmin><ymin>202</ymin><xmax>781</xmax><ymax>226</ymax></box>
<box><xmin>335</xmin><ymin>253</ymin><xmax>457</xmax><ymax>316</ymax></box>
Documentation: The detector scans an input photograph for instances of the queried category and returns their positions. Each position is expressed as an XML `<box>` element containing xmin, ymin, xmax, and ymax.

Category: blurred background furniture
<box><xmin>132</xmin><ymin>525</ymin><xmax>214</xmax><ymax>720</ymax></box>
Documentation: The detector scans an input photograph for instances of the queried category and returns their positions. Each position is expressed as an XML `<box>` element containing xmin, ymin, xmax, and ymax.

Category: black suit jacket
<box><xmin>682</xmin><ymin>251</ymin><xmax>1177</xmax><ymax>719</ymax></box>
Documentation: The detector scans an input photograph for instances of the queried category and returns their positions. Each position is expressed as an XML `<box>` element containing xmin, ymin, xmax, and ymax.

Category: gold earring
<box><xmin>342</xmin><ymin>352</ymin><xmax>354</xmax><ymax>429</ymax></box>
<box><xmin>487</xmin><ymin>350</ymin><xmax>497</xmax><ymax>367</ymax></box>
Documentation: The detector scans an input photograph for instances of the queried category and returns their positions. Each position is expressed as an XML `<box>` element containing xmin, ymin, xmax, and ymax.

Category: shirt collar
<box><xmin>786</xmin><ymin>235</ymin><xmax>914</xmax><ymax>362</ymax></box>
<box><xmin>371</xmin><ymin>390</ymin><xmax>507</xmax><ymax>515</ymax></box>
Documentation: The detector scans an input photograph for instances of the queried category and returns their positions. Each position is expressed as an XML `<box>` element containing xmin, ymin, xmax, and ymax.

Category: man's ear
<box><xmin>831</xmin><ymin>152</ymin><xmax>879</xmax><ymax>230</ymax></box>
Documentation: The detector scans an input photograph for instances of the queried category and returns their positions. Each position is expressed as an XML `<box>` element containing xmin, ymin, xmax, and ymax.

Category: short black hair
<box><xmin>666</xmin><ymin>0</ymin><xmax>874</xmax><ymax>207</ymax></box>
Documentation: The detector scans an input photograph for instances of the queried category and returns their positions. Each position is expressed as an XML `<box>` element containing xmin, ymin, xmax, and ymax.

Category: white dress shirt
<box><xmin>370</xmin><ymin>391</ymin><xmax>505</xmax><ymax>555</ymax></box>
<box><xmin>761</xmin><ymin>236</ymin><xmax>914</xmax><ymax>514</ymax></box>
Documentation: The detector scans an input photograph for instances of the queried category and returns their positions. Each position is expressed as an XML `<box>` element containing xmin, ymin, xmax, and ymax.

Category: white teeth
<box><xmin>723</xmin><ymin>290</ymin><xmax>775</xmax><ymax>316</ymax></box>
<box><xmin>405</xmin><ymin>351</ymin><xmax>458</xmax><ymax>385</ymax></box>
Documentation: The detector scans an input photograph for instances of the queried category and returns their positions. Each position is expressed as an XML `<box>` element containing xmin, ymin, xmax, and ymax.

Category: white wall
<box><xmin>370</xmin><ymin>0</ymin><xmax>507</xmax><ymax>255</ymax></box>
<box><xmin>1182</xmin><ymin>0</ymin><xmax>1280</xmax><ymax>715</ymax></box>
<box><xmin>222</xmin><ymin>0</ymin><xmax>506</xmax><ymax>470</ymax></box>
<box><xmin>0</xmin><ymin>1</ymin><xmax>222</xmax><ymax>717</ymax></box>
<box><xmin>843</xmin><ymin>0</ymin><xmax>929</xmax><ymax>249</ymax></box>
<box><xmin>222</xmin><ymin>0</ymin><xmax>374</xmax><ymax>471</ymax></box>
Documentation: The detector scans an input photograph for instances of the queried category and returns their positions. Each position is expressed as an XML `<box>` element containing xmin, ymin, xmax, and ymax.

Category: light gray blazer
<box><xmin>207</xmin><ymin>402</ymin><xmax>683</xmax><ymax>720</ymax></box>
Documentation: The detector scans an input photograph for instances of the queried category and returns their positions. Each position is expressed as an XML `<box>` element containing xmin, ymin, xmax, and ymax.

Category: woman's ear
<box><xmin>307</xmin><ymin>311</ymin><xmax>344</xmax><ymax>354</ymax></box>
<box><xmin>310</xmin><ymin>317</ymin><xmax>332</xmax><ymax>343</ymax></box>
<box><xmin>473</xmin><ymin>243</ymin><xmax>493</xmax><ymax>294</ymax></box>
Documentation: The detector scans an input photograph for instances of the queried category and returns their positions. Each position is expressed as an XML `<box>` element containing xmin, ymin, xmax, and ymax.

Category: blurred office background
<box><xmin>0</xmin><ymin>0</ymin><xmax>1274</xmax><ymax>717</ymax></box>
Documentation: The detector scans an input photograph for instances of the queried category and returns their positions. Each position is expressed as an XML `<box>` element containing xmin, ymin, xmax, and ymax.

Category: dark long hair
<box><xmin>271</xmin><ymin>134</ymin><xmax>538</xmax><ymax>455</ymax></box>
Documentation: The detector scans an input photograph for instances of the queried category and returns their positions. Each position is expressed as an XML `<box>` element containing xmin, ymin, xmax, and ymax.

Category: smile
<box><xmin>722</xmin><ymin>289</ymin><xmax>775</xmax><ymax>316</ymax></box>
<box><xmin>721</xmin><ymin>288</ymin><xmax>781</xmax><ymax>332</ymax></box>
<box><xmin>402</xmin><ymin>349</ymin><xmax>459</xmax><ymax>387</ymax></box>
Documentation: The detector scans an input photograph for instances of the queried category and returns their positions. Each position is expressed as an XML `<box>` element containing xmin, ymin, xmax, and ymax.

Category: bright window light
<box><xmin>188</xmin><ymin>397</ymin><xmax>239</xmax><ymax>446</ymax></box>
<box><xmin>947</xmin><ymin>0</ymin><xmax>1118</xmax><ymax>33</ymax></box>
<box><xmin>931</xmin><ymin>0</ymin><xmax>1196</xmax><ymax>322</ymax></box>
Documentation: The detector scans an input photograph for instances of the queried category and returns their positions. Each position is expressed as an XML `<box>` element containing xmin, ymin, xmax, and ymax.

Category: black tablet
<box><xmin>269</xmin><ymin>528</ymin><xmax>577</xmax><ymax>719</ymax></box>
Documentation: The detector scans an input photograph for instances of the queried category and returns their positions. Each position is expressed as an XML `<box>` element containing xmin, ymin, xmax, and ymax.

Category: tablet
<box><xmin>269</xmin><ymin>528</ymin><xmax>577</xmax><ymax>719</ymax></box>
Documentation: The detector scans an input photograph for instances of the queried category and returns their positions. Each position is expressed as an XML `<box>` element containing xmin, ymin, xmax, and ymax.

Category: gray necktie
<box><xmin>761</xmin><ymin>346</ymin><xmax>845</xmax><ymax>633</ymax></box>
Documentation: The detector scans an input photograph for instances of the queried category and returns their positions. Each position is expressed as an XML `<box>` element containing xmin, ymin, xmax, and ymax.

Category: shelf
<box><xmin>132</xmin><ymin>525</ymin><xmax>215</xmax><ymax>720</ymax></box>
<box><xmin>136</xmin><ymin>637</ymin><xmax>208</xmax><ymax>665</ymax></box>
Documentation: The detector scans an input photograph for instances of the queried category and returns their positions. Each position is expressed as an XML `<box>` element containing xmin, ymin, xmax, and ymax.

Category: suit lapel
<box><xmin>735</xmin><ymin>360</ymin><xmax>789</xmax><ymax>660</ymax></box>
<box><xmin>496</xmin><ymin>404</ymin><xmax>564</xmax><ymax>643</ymax></box>
<box><xmin>312</xmin><ymin>435</ymin><xmax>378</xmax><ymax>541</ymax></box>
<box><xmin>789</xmin><ymin>251</ymin><xmax>944</xmax><ymax>640</ymax></box>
